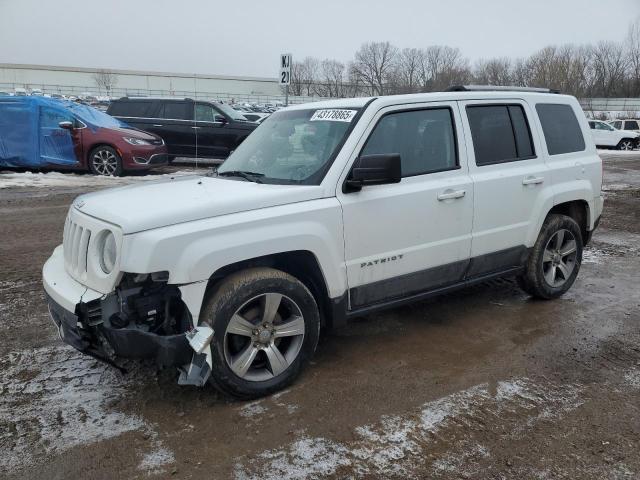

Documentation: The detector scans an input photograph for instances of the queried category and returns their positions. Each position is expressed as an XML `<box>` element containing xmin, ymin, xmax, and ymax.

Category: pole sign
<box><xmin>279</xmin><ymin>53</ymin><xmax>292</xmax><ymax>85</ymax></box>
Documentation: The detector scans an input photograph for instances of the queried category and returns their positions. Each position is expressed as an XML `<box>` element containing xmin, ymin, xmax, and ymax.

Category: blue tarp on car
<box><xmin>0</xmin><ymin>96</ymin><xmax>128</xmax><ymax>168</ymax></box>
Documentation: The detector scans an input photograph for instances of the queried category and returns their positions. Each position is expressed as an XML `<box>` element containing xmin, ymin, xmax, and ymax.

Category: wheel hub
<box><xmin>256</xmin><ymin>327</ymin><xmax>273</xmax><ymax>345</ymax></box>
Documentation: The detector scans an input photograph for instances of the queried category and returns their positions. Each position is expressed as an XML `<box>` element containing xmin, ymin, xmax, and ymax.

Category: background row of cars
<box><xmin>588</xmin><ymin>118</ymin><xmax>640</xmax><ymax>150</ymax></box>
<box><xmin>0</xmin><ymin>96</ymin><xmax>268</xmax><ymax>176</ymax></box>
<box><xmin>1</xmin><ymin>88</ymin><xmax>638</xmax><ymax>179</ymax></box>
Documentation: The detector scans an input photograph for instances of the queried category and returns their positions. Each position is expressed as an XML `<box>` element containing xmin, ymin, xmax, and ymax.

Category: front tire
<box><xmin>88</xmin><ymin>145</ymin><xmax>123</xmax><ymax>176</ymax></box>
<box><xmin>518</xmin><ymin>214</ymin><xmax>583</xmax><ymax>299</ymax></box>
<box><xmin>617</xmin><ymin>138</ymin><xmax>635</xmax><ymax>151</ymax></box>
<box><xmin>201</xmin><ymin>267</ymin><xmax>320</xmax><ymax>399</ymax></box>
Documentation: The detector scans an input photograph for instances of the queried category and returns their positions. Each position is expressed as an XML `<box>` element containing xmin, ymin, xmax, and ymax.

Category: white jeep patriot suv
<box><xmin>43</xmin><ymin>86</ymin><xmax>604</xmax><ymax>399</ymax></box>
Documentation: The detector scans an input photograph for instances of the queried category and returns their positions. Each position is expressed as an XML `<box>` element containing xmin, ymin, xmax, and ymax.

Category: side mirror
<box><xmin>214</xmin><ymin>115</ymin><xmax>227</xmax><ymax>124</ymax></box>
<box><xmin>345</xmin><ymin>154</ymin><xmax>401</xmax><ymax>192</ymax></box>
<box><xmin>58</xmin><ymin>121</ymin><xmax>74</xmax><ymax>130</ymax></box>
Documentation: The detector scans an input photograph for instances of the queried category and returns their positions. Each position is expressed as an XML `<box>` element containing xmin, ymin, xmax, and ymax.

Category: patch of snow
<box><xmin>432</xmin><ymin>442</ymin><xmax>489</xmax><ymax>474</ymax></box>
<box><xmin>598</xmin><ymin>150</ymin><xmax>640</xmax><ymax>157</ymax></box>
<box><xmin>0</xmin><ymin>345</ymin><xmax>150</xmax><ymax>473</ymax></box>
<box><xmin>138</xmin><ymin>445</ymin><xmax>175</xmax><ymax>475</ymax></box>
<box><xmin>233</xmin><ymin>377</ymin><xmax>584</xmax><ymax>480</ymax></box>
<box><xmin>624</xmin><ymin>369</ymin><xmax>640</xmax><ymax>389</ymax></box>
<box><xmin>234</xmin><ymin>437</ymin><xmax>351</xmax><ymax>480</ymax></box>
<box><xmin>601</xmin><ymin>183</ymin><xmax>634</xmax><ymax>191</ymax></box>
<box><xmin>582</xmin><ymin>248</ymin><xmax>609</xmax><ymax>264</ymax></box>
<box><xmin>0</xmin><ymin>170</ymin><xmax>202</xmax><ymax>189</ymax></box>
<box><xmin>239</xmin><ymin>400</ymin><xmax>268</xmax><ymax>418</ymax></box>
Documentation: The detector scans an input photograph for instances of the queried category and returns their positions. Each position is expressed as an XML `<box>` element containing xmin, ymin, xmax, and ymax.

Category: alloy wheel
<box><xmin>92</xmin><ymin>149</ymin><xmax>118</xmax><ymax>176</ymax></box>
<box><xmin>542</xmin><ymin>229</ymin><xmax>578</xmax><ymax>288</ymax></box>
<box><xmin>223</xmin><ymin>293</ymin><xmax>305</xmax><ymax>382</ymax></box>
<box><xmin>620</xmin><ymin>140</ymin><xmax>634</xmax><ymax>151</ymax></box>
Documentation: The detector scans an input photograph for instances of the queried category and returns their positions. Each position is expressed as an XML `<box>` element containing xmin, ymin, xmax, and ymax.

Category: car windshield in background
<box><xmin>217</xmin><ymin>108</ymin><xmax>360</xmax><ymax>184</ymax></box>
<box><xmin>65</xmin><ymin>101</ymin><xmax>126</xmax><ymax>128</ymax></box>
<box><xmin>217</xmin><ymin>103</ymin><xmax>250</xmax><ymax>121</ymax></box>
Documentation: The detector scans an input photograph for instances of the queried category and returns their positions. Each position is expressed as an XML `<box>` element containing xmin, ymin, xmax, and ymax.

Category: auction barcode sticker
<box><xmin>310</xmin><ymin>109</ymin><xmax>358</xmax><ymax>122</ymax></box>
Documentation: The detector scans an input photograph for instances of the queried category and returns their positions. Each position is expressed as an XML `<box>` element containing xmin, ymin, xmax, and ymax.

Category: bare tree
<box><xmin>625</xmin><ymin>17</ymin><xmax>640</xmax><ymax>96</ymax></box>
<box><xmin>290</xmin><ymin>57</ymin><xmax>319</xmax><ymax>97</ymax></box>
<box><xmin>420</xmin><ymin>46</ymin><xmax>469</xmax><ymax>91</ymax></box>
<box><xmin>92</xmin><ymin>69</ymin><xmax>118</xmax><ymax>96</ymax></box>
<box><xmin>395</xmin><ymin>48</ymin><xmax>423</xmax><ymax>93</ymax></box>
<box><xmin>315</xmin><ymin>59</ymin><xmax>347</xmax><ymax>97</ymax></box>
<box><xmin>287</xmin><ymin>18</ymin><xmax>640</xmax><ymax>100</ymax></box>
<box><xmin>351</xmin><ymin>41</ymin><xmax>398</xmax><ymax>95</ymax></box>
<box><xmin>473</xmin><ymin>57</ymin><xmax>513</xmax><ymax>85</ymax></box>
<box><xmin>589</xmin><ymin>41</ymin><xmax>629</xmax><ymax>97</ymax></box>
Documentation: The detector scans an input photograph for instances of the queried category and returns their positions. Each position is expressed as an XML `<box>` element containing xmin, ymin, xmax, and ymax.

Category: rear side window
<box><xmin>612</xmin><ymin>121</ymin><xmax>622</xmax><ymax>129</ymax></box>
<box><xmin>466</xmin><ymin>104</ymin><xmax>535</xmax><ymax>166</ymax></box>
<box><xmin>624</xmin><ymin>120</ymin><xmax>639</xmax><ymax>130</ymax></box>
<box><xmin>361</xmin><ymin>107</ymin><xmax>458</xmax><ymax>177</ymax></box>
<box><xmin>159</xmin><ymin>102</ymin><xmax>191</xmax><ymax>120</ymax></box>
<box><xmin>108</xmin><ymin>100</ymin><xmax>153</xmax><ymax>118</ymax></box>
<box><xmin>535</xmin><ymin>104</ymin><xmax>585</xmax><ymax>155</ymax></box>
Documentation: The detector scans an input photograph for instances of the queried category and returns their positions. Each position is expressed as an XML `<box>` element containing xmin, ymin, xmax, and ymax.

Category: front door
<box><xmin>194</xmin><ymin>102</ymin><xmax>234</xmax><ymax>158</ymax></box>
<box><xmin>39</xmin><ymin>106</ymin><xmax>81</xmax><ymax>167</ymax></box>
<box><xmin>338</xmin><ymin>102</ymin><xmax>474</xmax><ymax>309</ymax></box>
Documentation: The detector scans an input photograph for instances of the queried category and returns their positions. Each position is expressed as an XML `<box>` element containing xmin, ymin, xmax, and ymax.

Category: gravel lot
<box><xmin>1</xmin><ymin>152</ymin><xmax>639</xmax><ymax>479</ymax></box>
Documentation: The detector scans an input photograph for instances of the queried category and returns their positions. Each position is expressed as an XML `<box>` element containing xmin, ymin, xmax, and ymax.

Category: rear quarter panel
<box><xmin>529</xmin><ymin>97</ymin><xmax>602</xmax><ymax>240</ymax></box>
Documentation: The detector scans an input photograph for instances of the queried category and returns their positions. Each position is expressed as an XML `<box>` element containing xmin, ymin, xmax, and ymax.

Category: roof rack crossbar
<box><xmin>447</xmin><ymin>85</ymin><xmax>561</xmax><ymax>94</ymax></box>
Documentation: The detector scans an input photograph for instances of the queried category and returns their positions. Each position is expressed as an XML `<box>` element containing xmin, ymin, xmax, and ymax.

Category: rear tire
<box><xmin>518</xmin><ymin>214</ymin><xmax>583</xmax><ymax>299</ymax></box>
<box><xmin>201</xmin><ymin>267</ymin><xmax>320</xmax><ymax>399</ymax></box>
<box><xmin>88</xmin><ymin>146</ymin><xmax>123</xmax><ymax>176</ymax></box>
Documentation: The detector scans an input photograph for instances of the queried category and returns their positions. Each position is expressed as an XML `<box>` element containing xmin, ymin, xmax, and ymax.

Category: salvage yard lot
<box><xmin>1</xmin><ymin>152</ymin><xmax>639</xmax><ymax>479</ymax></box>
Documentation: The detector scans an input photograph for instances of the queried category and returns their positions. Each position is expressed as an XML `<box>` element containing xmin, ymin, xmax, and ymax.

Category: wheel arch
<box><xmin>547</xmin><ymin>199</ymin><xmax>590</xmax><ymax>244</ymax></box>
<box><xmin>201</xmin><ymin>250</ymin><xmax>338</xmax><ymax>330</ymax></box>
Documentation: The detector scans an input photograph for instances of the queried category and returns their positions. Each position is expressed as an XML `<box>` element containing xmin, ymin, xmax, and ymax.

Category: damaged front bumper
<box><xmin>43</xmin><ymin>246</ymin><xmax>212</xmax><ymax>385</ymax></box>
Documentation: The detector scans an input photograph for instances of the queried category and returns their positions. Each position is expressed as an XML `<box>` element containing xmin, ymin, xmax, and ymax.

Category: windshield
<box><xmin>217</xmin><ymin>103</ymin><xmax>250</xmax><ymax>121</ymax></box>
<box><xmin>217</xmin><ymin>108</ymin><xmax>359</xmax><ymax>184</ymax></box>
<box><xmin>65</xmin><ymin>101</ymin><xmax>127</xmax><ymax>128</ymax></box>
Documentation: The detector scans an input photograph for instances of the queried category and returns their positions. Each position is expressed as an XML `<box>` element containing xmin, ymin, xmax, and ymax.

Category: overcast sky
<box><xmin>1</xmin><ymin>0</ymin><xmax>638</xmax><ymax>78</ymax></box>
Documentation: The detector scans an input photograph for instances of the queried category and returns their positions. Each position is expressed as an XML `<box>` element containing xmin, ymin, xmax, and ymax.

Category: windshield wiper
<box><xmin>217</xmin><ymin>170</ymin><xmax>265</xmax><ymax>183</ymax></box>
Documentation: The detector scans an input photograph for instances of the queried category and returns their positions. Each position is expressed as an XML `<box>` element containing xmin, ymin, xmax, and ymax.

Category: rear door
<box><xmin>338</xmin><ymin>102</ymin><xmax>474</xmax><ymax>309</ymax></box>
<box><xmin>459</xmin><ymin>100</ymin><xmax>548</xmax><ymax>275</ymax></box>
<box><xmin>39</xmin><ymin>105</ymin><xmax>81</xmax><ymax>167</ymax></box>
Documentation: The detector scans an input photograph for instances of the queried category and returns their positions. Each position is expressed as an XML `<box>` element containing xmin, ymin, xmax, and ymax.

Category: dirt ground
<box><xmin>1</xmin><ymin>154</ymin><xmax>639</xmax><ymax>479</ymax></box>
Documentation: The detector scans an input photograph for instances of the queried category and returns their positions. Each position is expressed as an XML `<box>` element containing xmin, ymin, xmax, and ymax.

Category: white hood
<box><xmin>74</xmin><ymin>175</ymin><xmax>324</xmax><ymax>234</ymax></box>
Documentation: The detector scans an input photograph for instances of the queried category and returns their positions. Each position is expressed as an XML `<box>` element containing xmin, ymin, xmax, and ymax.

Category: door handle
<box><xmin>152</xmin><ymin>124</ymin><xmax>163</xmax><ymax>127</ymax></box>
<box><xmin>522</xmin><ymin>176</ymin><xmax>544</xmax><ymax>185</ymax></box>
<box><xmin>191</xmin><ymin>126</ymin><xmax>201</xmax><ymax>130</ymax></box>
<box><xmin>437</xmin><ymin>189</ymin><xmax>466</xmax><ymax>201</ymax></box>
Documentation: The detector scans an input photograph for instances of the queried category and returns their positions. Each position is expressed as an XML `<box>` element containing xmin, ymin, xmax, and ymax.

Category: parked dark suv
<box><xmin>107</xmin><ymin>97</ymin><xmax>257</xmax><ymax>160</ymax></box>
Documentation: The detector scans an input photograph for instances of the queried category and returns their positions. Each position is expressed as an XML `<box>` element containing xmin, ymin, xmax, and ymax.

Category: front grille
<box><xmin>149</xmin><ymin>153</ymin><xmax>168</xmax><ymax>164</ymax></box>
<box><xmin>63</xmin><ymin>216</ymin><xmax>92</xmax><ymax>280</ymax></box>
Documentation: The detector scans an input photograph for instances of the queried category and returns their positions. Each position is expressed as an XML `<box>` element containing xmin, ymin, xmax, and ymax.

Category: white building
<box><xmin>0</xmin><ymin>63</ymin><xmax>292</xmax><ymax>103</ymax></box>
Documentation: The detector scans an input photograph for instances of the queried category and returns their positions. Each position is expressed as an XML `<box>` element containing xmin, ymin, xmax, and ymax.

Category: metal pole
<box><xmin>285</xmin><ymin>84</ymin><xmax>289</xmax><ymax>107</ymax></box>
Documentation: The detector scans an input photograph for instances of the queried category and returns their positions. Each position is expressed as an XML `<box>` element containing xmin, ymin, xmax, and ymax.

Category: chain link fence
<box><xmin>0</xmin><ymin>82</ymin><xmax>325</xmax><ymax>105</ymax></box>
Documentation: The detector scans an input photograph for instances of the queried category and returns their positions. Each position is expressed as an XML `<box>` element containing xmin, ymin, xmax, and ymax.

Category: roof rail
<box><xmin>119</xmin><ymin>96</ymin><xmax>195</xmax><ymax>101</ymax></box>
<box><xmin>447</xmin><ymin>85</ymin><xmax>561</xmax><ymax>94</ymax></box>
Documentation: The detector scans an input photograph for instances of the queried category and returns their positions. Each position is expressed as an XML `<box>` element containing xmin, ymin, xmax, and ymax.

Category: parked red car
<box><xmin>0</xmin><ymin>96</ymin><xmax>168</xmax><ymax>176</ymax></box>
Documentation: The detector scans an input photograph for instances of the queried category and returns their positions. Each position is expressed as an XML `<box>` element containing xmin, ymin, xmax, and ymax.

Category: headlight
<box><xmin>99</xmin><ymin>230</ymin><xmax>117</xmax><ymax>274</ymax></box>
<box><xmin>123</xmin><ymin>136</ymin><xmax>151</xmax><ymax>145</ymax></box>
